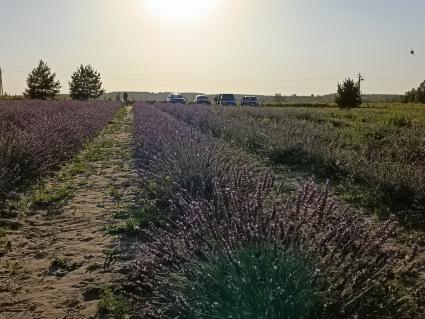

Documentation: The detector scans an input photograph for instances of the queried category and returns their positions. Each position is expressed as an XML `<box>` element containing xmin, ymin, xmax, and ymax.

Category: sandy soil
<box><xmin>0</xmin><ymin>107</ymin><xmax>137</xmax><ymax>319</ymax></box>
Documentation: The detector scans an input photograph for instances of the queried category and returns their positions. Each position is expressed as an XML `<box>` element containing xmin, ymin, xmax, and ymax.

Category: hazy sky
<box><xmin>1</xmin><ymin>0</ymin><xmax>424</xmax><ymax>95</ymax></box>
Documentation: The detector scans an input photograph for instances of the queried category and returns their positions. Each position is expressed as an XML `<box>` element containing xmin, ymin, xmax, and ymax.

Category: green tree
<box><xmin>402</xmin><ymin>80</ymin><xmax>425</xmax><ymax>103</ymax></box>
<box><xmin>402</xmin><ymin>88</ymin><xmax>416</xmax><ymax>103</ymax></box>
<box><xmin>123</xmin><ymin>92</ymin><xmax>129</xmax><ymax>103</ymax></box>
<box><xmin>69</xmin><ymin>65</ymin><xmax>104</xmax><ymax>101</ymax></box>
<box><xmin>335</xmin><ymin>78</ymin><xmax>362</xmax><ymax>109</ymax></box>
<box><xmin>416</xmin><ymin>80</ymin><xmax>425</xmax><ymax>103</ymax></box>
<box><xmin>24</xmin><ymin>60</ymin><xmax>61</xmax><ymax>99</ymax></box>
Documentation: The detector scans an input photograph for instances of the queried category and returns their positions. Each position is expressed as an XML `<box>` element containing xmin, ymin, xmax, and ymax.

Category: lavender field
<box><xmin>1</xmin><ymin>102</ymin><xmax>424</xmax><ymax>318</ymax></box>
<box><xmin>158</xmin><ymin>103</ymin><xmax>425</xmax><ymax>225</ymax></box>
<box><xmin>0</xmin><ymin>100</ymin><xmax>120</xmax><ymax>205</ymax></box>
<box><xmin>125</xmin><ymin>103</ymin><xmax>423</xmax><ymax>318</ymax></box>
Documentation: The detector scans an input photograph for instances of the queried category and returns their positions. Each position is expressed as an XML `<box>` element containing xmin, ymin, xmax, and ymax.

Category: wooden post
<box><xmin>0</xmin><ymin>68</ymin><xmax>4</xmax><ymax>96</ymax></box>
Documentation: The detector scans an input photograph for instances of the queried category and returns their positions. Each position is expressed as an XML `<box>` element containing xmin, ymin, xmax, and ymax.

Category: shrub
<box><xmin>167</xmin><ymin>244</ymin><xmax>323</xmax><ymax>319</ymax></box>
<box><xmin>335</xmin><ymin>78</ymin><xmax>362</xmax><ymax>109</ymax></box>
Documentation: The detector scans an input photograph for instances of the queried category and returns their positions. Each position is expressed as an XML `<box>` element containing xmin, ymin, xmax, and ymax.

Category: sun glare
<box><xmin>145</xmin><ymin>0</ymin><xmax>218</xmax><ymax>20</ymax></box>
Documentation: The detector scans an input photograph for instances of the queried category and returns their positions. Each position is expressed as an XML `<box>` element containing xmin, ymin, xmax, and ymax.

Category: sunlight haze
<box><xmin>1</xmin><ymin>0</ymin><xmax>424</xmax><ymax>95</ymax></box>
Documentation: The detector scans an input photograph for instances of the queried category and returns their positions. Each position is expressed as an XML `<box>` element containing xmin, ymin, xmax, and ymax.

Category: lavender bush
<box><xmin>130</xmin><ymin>103</ymin><xmax>418</xmax><ymax>318</ymax></box>
<box><xmin>0</xmin><ymin>100</ymin><xmax>121</xmax><ymax>204</ymax></box>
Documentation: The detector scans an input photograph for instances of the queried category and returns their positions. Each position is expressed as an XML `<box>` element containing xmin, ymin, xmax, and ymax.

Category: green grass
<box><xmin>0</xmin><ymin>227</ymin><xmax>8</xmax><ymax>251</ymax></box>
<box><xmin>30</xmin><ymin>184</ymin><xmax>73</xmax><ymax>208</ymax></box>
<box><xmin>106</xmin><ymin>198</ymin><xmax>167</xmax><ymax>236</ymax></box>
<box><xmin>109</xmin><ymin>186</ymin><xmax>124</xmax><ymax>202</ymax></box>
<box><xmin>98</xmin><ymin>286</ymin><xmax>132</xmax><ymax>319</ymax></box>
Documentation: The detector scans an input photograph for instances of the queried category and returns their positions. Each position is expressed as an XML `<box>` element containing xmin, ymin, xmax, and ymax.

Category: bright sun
<box><xmin>146</xmin><ymin>0</ymin><xmax>218</xmax><ymax>20</ymax></box>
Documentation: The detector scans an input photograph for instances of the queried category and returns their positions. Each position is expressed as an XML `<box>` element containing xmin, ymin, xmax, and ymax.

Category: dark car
<box><xmin>194</xmin><ymin>95</ymin><xmax>211</xmax><ymax>105</ymax></box>
<box><xmin>241</xmin><ymin>96</ymin><xmax>260</xmax><ymax>106</ymax></box>
<box><xmin>215</xmin><ymin>94</ymin><xmax>237</xmax><ymax>106</ymax></box>
<box><xmin>167</xmin><ymin>93</ymin><xmax>186</xmax><ymax>104</ymax></box>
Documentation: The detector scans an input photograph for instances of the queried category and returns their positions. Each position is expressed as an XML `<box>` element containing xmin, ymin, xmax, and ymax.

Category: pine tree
<box><xmin>24</xmin><ymin>60</ymin><xmax>61</xmax><ymax>99</ymax></box>
<box><xmin>335</xmin><ymin>78</ymin><xmax>362</xmax><ymax>109</ymax></box>
<box><xmin>69</xmin><ymin>65</ymin><xmax>105</xmax><ymax>101</ymax></box>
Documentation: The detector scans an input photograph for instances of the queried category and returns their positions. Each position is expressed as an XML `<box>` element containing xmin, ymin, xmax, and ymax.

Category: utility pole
<box><xmin>0</xmin><ymin>67</ymin><xmax>3</xmax><ymax>96</ymax></box>
<box><xmin>357</xmin><ymin>73</ymin><xmax>364</xmax><ymax>95</ymax></box>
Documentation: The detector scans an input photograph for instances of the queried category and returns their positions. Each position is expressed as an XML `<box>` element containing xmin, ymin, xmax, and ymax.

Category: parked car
<box><xmin>167</xmin><ymin>93</ymin><xmax>186</xmax><ymax>104</ymax></box>
<box><xmin>194</xmin><ymin>95</ymin><xmax>211</xmax><ymax>105</ymax></box>
<box><xmin>241</xmin><ymin>95</ymin><xmax>260</xmax><ymax>106</ymax></box>
<box><xmin>215</xmin><ymin>94</ymin><xmax>237</xmax><ymax>106</ymax></box>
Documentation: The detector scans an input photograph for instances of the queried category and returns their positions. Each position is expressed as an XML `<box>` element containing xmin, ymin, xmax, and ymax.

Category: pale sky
<box><xmin>1</xmin><ymin>0</ymin><xmax>424</xmax><ymax>95</ymax></box>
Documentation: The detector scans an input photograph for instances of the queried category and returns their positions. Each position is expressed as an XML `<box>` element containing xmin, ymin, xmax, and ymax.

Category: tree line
<box><xmin>24</xmin><ymin>60</ymin><xmax>104</xmax><ymax>101</ymax></box>
<box><xmin>23</xmin><ymin>59</ymin><xmax>366</xmax><ymax>108</ymax></box>
<box><xmin>402</xmin><ymin>80</ymin><xmax>425</xmax><ymax>103</ymax></box>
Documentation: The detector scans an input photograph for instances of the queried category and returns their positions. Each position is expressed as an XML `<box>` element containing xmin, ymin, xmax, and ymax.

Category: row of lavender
<box><xmin>131</xmin><ymin>103</ymin><xmax>420</xmax><ymax>318</ymax></box>
<box><xmin>157</xmin><ymin>103</ymin><xmax>425</xmax><ymax>224</ymax></box>
<box><xmin>0</xmin><ymin>100</ymin><xmax>121</xmax><ymax>205</ymax></box>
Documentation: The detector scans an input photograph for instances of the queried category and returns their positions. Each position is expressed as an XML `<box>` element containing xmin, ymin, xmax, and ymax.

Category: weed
<box><xmin>98</xmin><ymin>286</ymin><xmax>132</xmax><ymax>319</ymax></box>
<box><xmin>30</xmin><ymin>184</ymin><xmax>73</xmax><ymax>208</ymax></box>
<box><xmin>109</xmin><ymin>186</ymin><xmax>124</xmax><ymax>202</ymax></box>
<box><xmin>0</xmin><ymin>227</ymin><xmax>6</xmax><ymax>240</ymax></box>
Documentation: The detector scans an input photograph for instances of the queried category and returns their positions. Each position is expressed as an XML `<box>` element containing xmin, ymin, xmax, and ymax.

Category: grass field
<box><xmin>0</xmin><ymin>101</ymin><xmax>424</xmax><ymax>318</ymax></box>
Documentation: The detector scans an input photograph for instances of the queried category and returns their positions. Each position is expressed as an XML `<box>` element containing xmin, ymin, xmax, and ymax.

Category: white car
<box><xmin>194</xmin><ymin>95</ymin><xmax>211</xmax><ymax>105</ymax></box>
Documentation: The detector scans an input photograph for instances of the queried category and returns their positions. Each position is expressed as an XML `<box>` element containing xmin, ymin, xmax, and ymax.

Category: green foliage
<box><xmin>98</xmin><ymin>286</ymin><xmax>131</xmax><ymax>319</ymax></box>
<box><xmin>69</xmin><ymin>65</ymin><xmax>105</xmax><ymax>101</ymax></box>
<box><xmin>24</xmin><ymin>60</ymin><xmax>61</xmax><ymax>99</ymax></box>
<box><xmin>107</xmin><ymin>199</ymin><xmax>167</xmax><ymax>235</ymax></box>
<box><xmin>335</xmin><ymin>78</ymin><xmax>362</xmax><ymax>109</ymax></box>
<box><xmin>123</xmin><ymin>92</ymin><xmax>129</xmax><ymax>103</ymax></box>
<box><xmin>30</xmin><ymin>183</ymin><xmax>73</xmax><ymax>208</ymax></box>
<box><xmin>402</xmin><ymin>80</ymin><xmax>425</xmax><ymax>103</ymax></box>
<box><xmin>166</xmin><ymin>244</ymin><xmax>323</xmax><ymax>319</ymax></box>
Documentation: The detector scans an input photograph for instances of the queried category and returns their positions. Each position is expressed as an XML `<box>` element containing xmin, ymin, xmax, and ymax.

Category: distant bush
<box><xmin>335</xmin><ymin>78</ymin><xmax>362</xmax><ymax>109</ymax></box>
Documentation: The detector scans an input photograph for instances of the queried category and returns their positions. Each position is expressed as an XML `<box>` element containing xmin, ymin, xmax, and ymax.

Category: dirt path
<box><xmin>0</xmin><ymin>106</ymin><xmax>137</xmax><ymax>319</ymax></box>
